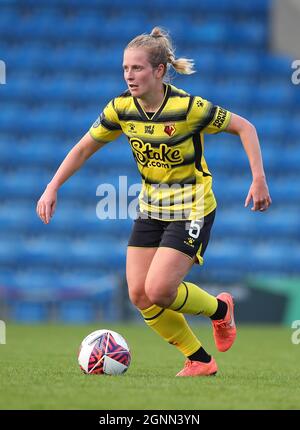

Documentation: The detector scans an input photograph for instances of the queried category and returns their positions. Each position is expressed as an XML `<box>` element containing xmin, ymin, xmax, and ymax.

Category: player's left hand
<box><xmin>244</xmin><ymin>177</ymin><xmax>272</xmax><ymax>212</ymax></box>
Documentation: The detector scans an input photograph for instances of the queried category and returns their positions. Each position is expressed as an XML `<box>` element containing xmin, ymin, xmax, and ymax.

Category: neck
<box><xmin>138</xmin><ymin>84</ymin><xmax>166</xmax><ymax>112</ymax></box>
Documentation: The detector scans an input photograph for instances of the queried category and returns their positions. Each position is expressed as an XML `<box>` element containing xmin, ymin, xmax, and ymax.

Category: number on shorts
<box><xmin>188</xmin><ymin>220</ymin><xmax>203</xmax><ymax>239</ymax></box>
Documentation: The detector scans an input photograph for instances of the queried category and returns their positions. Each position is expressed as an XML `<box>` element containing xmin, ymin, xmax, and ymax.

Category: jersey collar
<box><xmin>133</xmin><ymin>84</ymin><xmax>171</xmax><ymax>122</ymax></box>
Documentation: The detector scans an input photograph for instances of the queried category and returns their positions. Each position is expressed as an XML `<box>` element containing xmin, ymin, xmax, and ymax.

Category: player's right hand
<box><xmin>36</xmin><ymin>185</ymin><xmax>57</xmax><ymax>224</ymax></box>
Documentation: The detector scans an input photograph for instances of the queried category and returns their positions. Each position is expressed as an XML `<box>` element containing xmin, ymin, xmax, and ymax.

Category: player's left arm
<box><xmin>225</xmin><ymin>113</ymin><xmax>272</xmax><ymax>212</ymax></box>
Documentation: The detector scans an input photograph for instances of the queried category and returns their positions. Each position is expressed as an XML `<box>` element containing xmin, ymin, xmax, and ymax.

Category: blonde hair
<box><xmin>125</xmin><ymin>27</ymin><xmax>195</xmax><ymax>76</ymax></box>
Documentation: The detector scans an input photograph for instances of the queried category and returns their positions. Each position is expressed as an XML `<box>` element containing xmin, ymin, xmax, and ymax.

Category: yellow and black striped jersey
<box><xmin>89</xmin><ymin>83</ymin><xmax>231</xmax><ymax>220</ymax></box>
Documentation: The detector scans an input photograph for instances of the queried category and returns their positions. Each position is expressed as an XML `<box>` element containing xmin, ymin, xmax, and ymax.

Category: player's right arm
<box><xmin>37</xmin><ymin>99</ymin><xmax>122</xmax><ymax>224</ymax></box>
<box><xmin>36</xmin><ymin>132</ymin><xmax>107</xmax><ymax>224</ymax></box>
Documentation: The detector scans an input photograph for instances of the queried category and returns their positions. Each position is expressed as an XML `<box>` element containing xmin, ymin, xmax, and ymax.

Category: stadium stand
<box><xmin>0</xmin><ymin>0</ymin><xmax>298</xmax><ymax>321</ymax></box>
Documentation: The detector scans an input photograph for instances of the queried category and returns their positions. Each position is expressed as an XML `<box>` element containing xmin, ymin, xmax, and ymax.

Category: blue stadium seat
<box><xmin>205</xmin><ymin>240</ymin><xmax>251</xmax><ymax>271</ymax></box>
<box><xmin>57</xmin><ymin>301</ymin><xmax>95</xmax><ymax>323</ymax></box>
<box><xmin>251</xmin><ymin>243</ymin><xmax>300</xmax><ymax>273</ymax></box>
<box><xmin>226</xmin><ymin>22</ymin><xmax>267</xmax><ymax>46</ymax></box>
<box><xmin>0</xmin><ymin>270</ymin><xmax>17</xmax><ymax>290</ymax></box>
<box><xmin>255</xmin><ymin>84</ymin><xmax>294</xmax><ymax>105</ymax></box>
<box><xmin>259</xmin><ymin>54</ymin><xmax>293</xmax><ymax>77</ymax></box>
<box><xmin>221</xmin><ymin>54</ymin><xmax>259</xmax><ymax>76</ymax></box>
<box><xmin>10</xmin><ymin>302</ymin><xmax>49</xmax><ymax>323</ymax></box>
<box><xmin>68</xmin><ymin>239</ymin><xmax>127</xmax><ymax>269</ymax></box>
<box><xmin>187</xmin><ymin>24</ymin><xmax>226</xmax><ymax>45</ymax></box>
<box><xmin>249</xmin><ymin>114</ymin><xmax>286</xmax><ymax>138</ymax></box>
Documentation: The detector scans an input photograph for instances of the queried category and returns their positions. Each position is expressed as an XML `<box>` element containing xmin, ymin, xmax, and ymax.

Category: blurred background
<box><xmin>0</xmin><ymin>0</ymin><xmax>299</xmax><ymax>326</ymax></box>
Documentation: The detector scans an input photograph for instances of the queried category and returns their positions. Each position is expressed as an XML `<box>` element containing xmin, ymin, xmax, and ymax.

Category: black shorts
<box><xmin>128</xmin><ymin>209</ymin><xmax>216</xmax><ymax>265</ymax></box>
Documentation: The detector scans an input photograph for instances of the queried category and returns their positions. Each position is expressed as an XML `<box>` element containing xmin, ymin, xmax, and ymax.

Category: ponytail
<box><xmin>126</xmin><ymin>27</ymin><xmax>195</xmax><ymax>76</ymax></box>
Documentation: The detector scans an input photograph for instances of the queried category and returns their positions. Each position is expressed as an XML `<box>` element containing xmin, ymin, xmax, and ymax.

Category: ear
<box><xmin>155</xmin><ymin>64</ymin><xmax>165</xmax><ymax>79</ymax></box>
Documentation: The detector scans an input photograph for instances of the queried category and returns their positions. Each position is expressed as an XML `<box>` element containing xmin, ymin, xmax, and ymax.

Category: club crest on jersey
<box><xmin>164</xmin><ymin>123</ymin><xmax>176</xmax><ymax>137</ymax></box>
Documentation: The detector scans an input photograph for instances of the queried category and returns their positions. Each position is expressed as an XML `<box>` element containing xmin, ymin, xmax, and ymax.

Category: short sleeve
<box><xmin>204</xmin><ymin>105</ymin><xmax>231</xmax><ymax>134</ymax></box>
<box><xmin>187</xmin><ymin>96</ymin><xmax>231</xmax><ymax>135</ymax></box>
<box><xmin>89</xmin><ymin>100</ymin><xmax>122</xmax><ymax>143</ymax></box>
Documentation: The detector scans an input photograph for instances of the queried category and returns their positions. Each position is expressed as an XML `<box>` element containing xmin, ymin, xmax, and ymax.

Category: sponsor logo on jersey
<box><xmin>145</xmin><ymin>125</ymin><xmax>155</xmax><ymax>135</ymax></box>
<box><xmin>212</xmin><ymin>108</ymin><xmax>227</xmax><ymax>129</ymax></box>
<box><xmin>129</xmin><ymin>137</ymin><xmax>183</xmax><ymax>168</ymax></box>
<box><xmin>128</xmin><ymin>122</ymin><xmax>137</xmax><ymax>133</ymax></box>
<box><xmin>184</xmin><ymin>237</ymin><xmax>195</xmax><ymax>248</ymax></box>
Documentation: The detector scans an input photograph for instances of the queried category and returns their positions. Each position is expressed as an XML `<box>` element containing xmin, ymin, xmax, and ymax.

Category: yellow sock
<box><xmin>169</xmin><ymin>281</ymin><xmax>218</xmax><ymax>317</ymax></box>
<box><xmin>140</xmin><ymin>304</ymin><xmax>201</xmax><ymax>357</ymax></box>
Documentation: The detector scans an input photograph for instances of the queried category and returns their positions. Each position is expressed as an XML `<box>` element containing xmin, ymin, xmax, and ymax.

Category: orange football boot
<box><xmin>212</xmin><ymin>292</ymin><xmax>236</xmax><ymax>352</ymax></box>
<box><xmin>176</xmin><ymin>357</ymin><xmax>218</xmax><ymax>377</ymax></box>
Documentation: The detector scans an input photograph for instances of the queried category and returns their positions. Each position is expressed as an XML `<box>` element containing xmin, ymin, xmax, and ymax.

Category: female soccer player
<box><xmin>36</xmin><ymin>27</ymin><xmax>272</xmax><ymax>377</ymax></box>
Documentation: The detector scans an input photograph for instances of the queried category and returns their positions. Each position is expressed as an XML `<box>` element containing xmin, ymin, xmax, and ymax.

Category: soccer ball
<box><xmin>78</xmin><ymin>329</ymin><xmax>131</xmax><ymax>375</ymax></box>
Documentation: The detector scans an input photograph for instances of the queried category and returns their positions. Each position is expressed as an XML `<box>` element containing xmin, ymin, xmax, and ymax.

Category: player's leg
<box><xmin>144</xmin><ymin>246</ymin><xmax>217</xmax><ymax>375</ymax></box>
<box><xmin>145</xmin><ymin>246</ymin><xmax>218</xmax><ymax>315</ymax></box>
<box><xmin>126</xmin><ymin>214</ymin><xmax>162</xmax><ymax>310</ymax></box>
<box><xmin>145</xmin><ymin>210</ymin><xmax>222</xmax><ymax>316</ymax></box>
<box><xmin>127</xmin><ymin>216</ymin><xmax>214</xmax><ymax>375</ymax></box>
<box><xmin>127</xmin><ymin>246</ymin><xmax>208</xmax><ymax>369</ymax></box>
<box><xmin>126</xmin><ymin>246</ymin><xmax>156</xmax><ymax>310</ymax></box>
<box><xmin>145</xmin><ymin>210</ymin><xmax>236</xmax><ymax>355</ymax></box>
<box><xmin>126</xmin><ymin>244</ymin><xmax>203</xmax><ymax>357</ymax></box>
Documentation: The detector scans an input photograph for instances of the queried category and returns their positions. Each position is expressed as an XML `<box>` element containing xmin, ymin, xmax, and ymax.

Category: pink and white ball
<box><xmin>78</xmin><ymin>329</ymin><xmax>131</xmax><ymax>375</ymax></box>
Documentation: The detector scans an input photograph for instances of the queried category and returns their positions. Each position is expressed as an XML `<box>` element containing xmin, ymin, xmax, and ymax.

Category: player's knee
<box><xmin>145</xmin><ymin>282</ymin><xmax>173</xmax><ymax>308</ymax></box>
<box><xmin>128</xmin><ymin>285</ymin><xmax>150</xmax><ymax>310</ymax></box>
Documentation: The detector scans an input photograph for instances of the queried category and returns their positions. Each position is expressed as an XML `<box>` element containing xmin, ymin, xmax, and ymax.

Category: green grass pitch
<box><xmin>0</xmin><ymin>323</ymin><xmax>299</xmax><ymax>410</ymax></box>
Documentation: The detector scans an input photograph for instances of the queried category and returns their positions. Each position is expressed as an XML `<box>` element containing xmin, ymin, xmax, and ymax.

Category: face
<box><xmin>123</xmin><ymin>48</ymin><xmax>164</xmax><ymax>99</ymax></box>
